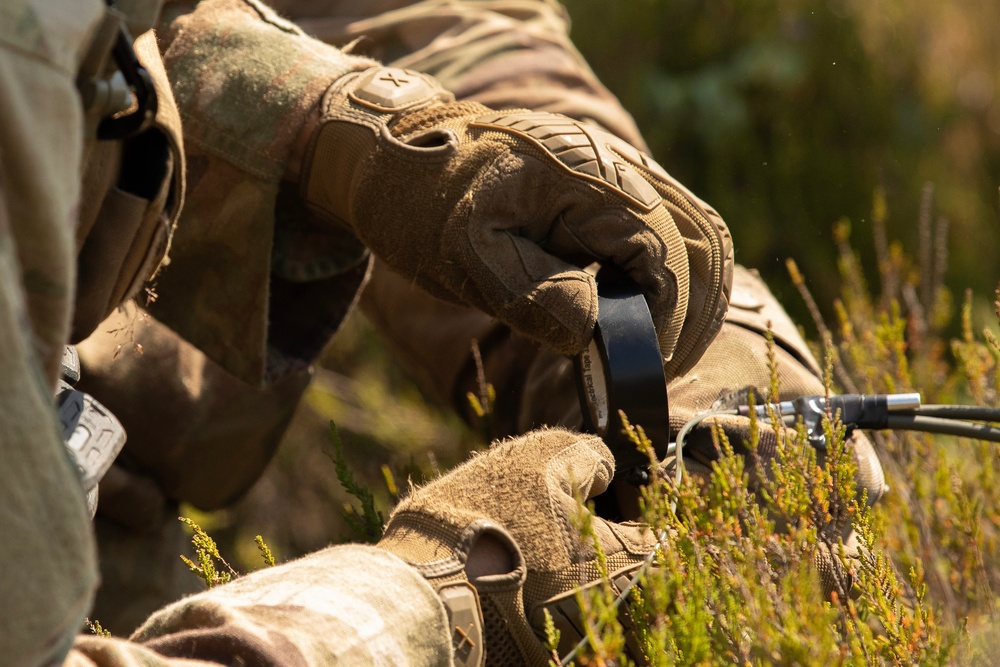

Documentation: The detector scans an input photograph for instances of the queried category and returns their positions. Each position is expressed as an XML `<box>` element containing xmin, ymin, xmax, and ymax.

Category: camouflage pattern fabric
<box><xmin>71</xmin><ymin>29</ymin><xmax>185</xmax><ymax>342</ymax></box>
<box><xmin>150</xmin><ymin>0</ymin><xmax>378</xmax><ymax>386</ymax></box>
<box><xmin>273</xmin><ymin>0</ymin><xmax>649</xmax><ymax>150</ymax></box>
<box><xmin>377</xmin><ymin>428</ymin><xmax>657</xmax><ymax>666</ymax></box>
<box><xmin>0</xmin><ymin>0</ymin><xmax>104</xmax><ymax>663</ymax></box>
<box><xmin>66</xmin><ymin>546</ymin><xmax>452</xmax><ymax>666</ymax></box>
<box><xmin>0</xmin><ymin>0</ymin><xmax>463</xmax><ymax>661</ymax></box>
<box><xmin>84</xmin><ymin>0</ymin><xmax>656</xmax><ymax>525</ymax></box>
<box><xmin>81</xmin><ymin>0</ymin><xmax>664</xmax><ymax>633</ymax></box>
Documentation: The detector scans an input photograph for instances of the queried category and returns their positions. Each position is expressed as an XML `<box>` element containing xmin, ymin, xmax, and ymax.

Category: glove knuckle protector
<box><xmin>470</xmin><ymin>112</ymin><xmax>663</xmax><ymax>209</ymax></box>
<box><xmin>469</xmin><ymin>111</ymin><xmax>734</xmax><ymax>375</ymax></box>
<box><xmin>302</xmin><ymin>66</ymin><xmax>456</xmax><ymax>227</ymax></box>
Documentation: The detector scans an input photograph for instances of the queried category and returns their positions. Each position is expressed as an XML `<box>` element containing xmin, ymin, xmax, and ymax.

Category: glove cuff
<box><xmin>380</xmin><ymin>515</ymin><xmax>527</xmax><ymax>667</ymax></box>
<box><xmin>301</xmin><ymin>66</ymin><xmax>454</xmax><ymax>228</ymax></box>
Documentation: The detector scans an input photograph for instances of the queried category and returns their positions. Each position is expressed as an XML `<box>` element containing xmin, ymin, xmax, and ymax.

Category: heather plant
<box><xmin>559</xmin><ymin>191</ymin><xmax>999</xmax><ymax>665</ymax></box>
<box><xmin>178</xmin><ymin>517</ymin><xmax>276</xmax><ymax>589</ymax></box>
<box><xmin>561</xmin><ymin>0</ymin><xmax>1000</xmax><ymax>314</ymax></box>
<box><xmin>85</xmin><ymin>618</ymin><xmax>112</xmax><ymax>638</ymax></box>
<box><xmin>179</xmin><ymin>516</ymin><xmax>238</xmax><ymax>589</ymax></box>
<box><xmin>816</xmin><ymin>199</ymin><xmax>1000</xmax><ymax>661</ymax></box>
<box><xmin>326</xmin><ymin>420</ymin><xmax>384</xmax><ymax>543</ymax></box>
<box><xmin>209</xmin><ymin>190</ymin><xmax>999</xmax><ymax>663</ymax></box>
<box><xmin>562</xmin><ymin>372</ymin><xmax>950</xmax><ymax>665</ymax></box>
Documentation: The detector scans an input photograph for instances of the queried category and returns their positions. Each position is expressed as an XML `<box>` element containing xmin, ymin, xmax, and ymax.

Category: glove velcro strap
<box><xmin>381</xmin><ymin>515</ymin><xmax>517</xmax><ymax>666</ymax></box>
<box><xmin>380</xmin><ymin>512</ymin><xmax>560</xmax><ymax>664</ymax></box>
<box><xmin>378</xmin><ymin>510</ymin><xmax>475</xmax><ymax>572</ymax></box>
<box><xmin>438</xmin><ymin>580</ymin><xmax>486</xmax><ymax>667</ymax></box>
<box><xmin>379</xmin><ymin>521</ymin><xmax>487</xmax><ymax>666</ymax></box>
<box><xmin>304</xmin><ymin>119</ymin><xmax>378</xmax><ymax>226</ymax></box>
<box><xmin>302</xmin><ymin>66</ymin><xmax>453</xmax><ymax>226</ymax></box>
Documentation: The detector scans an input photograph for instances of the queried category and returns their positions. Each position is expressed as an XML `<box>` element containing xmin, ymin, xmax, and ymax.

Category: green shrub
<box><xmin>562</xmin><ymin>197</ymin><xmax>1000</xmax><ymax>664</ymax></box>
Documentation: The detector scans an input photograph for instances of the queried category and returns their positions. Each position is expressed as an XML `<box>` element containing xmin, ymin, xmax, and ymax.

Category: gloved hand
<box><xmin>376</xmin><ymin>428</ymin><xmax>656</xmax><ymax>666</ymax></box>
<box><xmin>301</xmin><ymin>66</ymin><xmax>732</xmax><ymax>377</ymax></box>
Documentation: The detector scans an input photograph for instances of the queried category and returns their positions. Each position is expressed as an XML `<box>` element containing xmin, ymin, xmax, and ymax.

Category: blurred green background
<box><xmin>562</xmin><ymin>0</ymin><xmax>1000</xmax><ymax>317</ymax></box>
<box><xmin>210</xmin><ymin>0</ymin><xmax>1000</xmax><ymax>566</ymax></box>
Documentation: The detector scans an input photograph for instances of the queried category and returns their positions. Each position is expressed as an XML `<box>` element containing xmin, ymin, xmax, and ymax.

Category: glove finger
<box><xmin>538</xmin><ymin>123</ymin><xmax>729</xmax><ymax>378</ymax></box>
<box><xmin>815</xmin><ymin>530</ymin><xmax>860</xmax><ymax>600</ymax></box>
<box><xmin>533</xmin><ymin>429</ymin><xmax>616</xmax><ymax>502</ymax></box>
<box><xmin>641</xmin><ymin>174</ymin><xmax>733</xmax><ymax>379</ymax></box>
<box><xmin>466</xmin><ymin>201</ymin><xmax>690</xmax><ymax>362</ymax></box>
<box><xmin>460</xmin><ymin>221</ymin><xmax>600</xmax><ymax>356</ymax></box>
<box><xmin>467</xmin><ymin>115</ymin><xmax>697</xmax><ymax>367</ymax></box>
<box><xmin>399</xmin><ymin>428</ymin><xmax>614</xmax><ymax>512</ymax></box>
<box><xmin>550</xmin><ymin>204</ymin><xmax>692</xmax><ymax>371</ymax></box>
<box><xmin>584</xmin><ymin>148</ymin><xmax>732</xmax><ymax>379</ymax></box>
<box><xmin>848</xmin><ymin>430</ymin><xmax>888</xmax><ymax>506</ymax></box>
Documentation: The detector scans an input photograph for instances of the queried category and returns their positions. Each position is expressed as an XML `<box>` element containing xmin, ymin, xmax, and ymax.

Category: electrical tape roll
<box><xmin>575</xmin><ymin>281</ymin><xmax>670</xmax><ymax>478</ymax></box>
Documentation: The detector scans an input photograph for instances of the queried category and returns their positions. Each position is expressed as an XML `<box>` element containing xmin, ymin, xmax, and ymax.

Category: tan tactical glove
<box><xmin>302</xmin><ymin>66</ymin><xmax>732</xmax><ymax>376</ymax></box>
<box><xmin>377</xmin><ymin>428</ymin><xmax>656</xmax><ymax>666</ymax></box>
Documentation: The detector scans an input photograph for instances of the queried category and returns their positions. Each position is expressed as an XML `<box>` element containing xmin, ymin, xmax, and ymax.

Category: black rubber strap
<box><xmin>576</xmin><ymin>280</ymin><xmax>670</xmax><ymax>477</ymax></box>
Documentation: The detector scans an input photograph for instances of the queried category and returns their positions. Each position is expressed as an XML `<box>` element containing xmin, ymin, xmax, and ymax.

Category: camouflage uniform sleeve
<box><xmin>0</xmin><ymin>209</ymin><xmax>98</xmax><ymax>667</ymax></box>
<box><xmin>67</xmin><ymin>545</ymin><xmax>452</xmax><ymax>666</ymax></box>
<box><xmin>148</xmin><ymin>0</ymin><xmax>378</xmax><ymax>386</ymax></box>
<box><xmin>0</xmin><ymin>1</ymin><xmax>104</xmax><ymax>663</ymax></box>
<box><xmin>279</xmin><ymin>0</ymin><xmax>648</xmax><ymax>149</ymax></box>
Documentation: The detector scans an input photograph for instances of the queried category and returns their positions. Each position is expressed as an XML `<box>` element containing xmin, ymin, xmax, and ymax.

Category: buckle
<box><xmin>97</xmin><ymin>23</ymin><xmax>158</xmax><ymax>140</ymax></box>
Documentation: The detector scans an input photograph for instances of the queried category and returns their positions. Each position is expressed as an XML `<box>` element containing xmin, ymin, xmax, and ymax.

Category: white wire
<box><xmin>671</xmin><ymin>409</ymin><xmax>740</xmax><ymax>492</ymax></box>
<box><xmin>558</xmin><ymin>408</ymin><xmax>739</xmax><ymax>665</ymax></box>
<box><xmin>558</xmin><ymin>528</ymin><xmax>669</xmax><ymax>666</ymax></box>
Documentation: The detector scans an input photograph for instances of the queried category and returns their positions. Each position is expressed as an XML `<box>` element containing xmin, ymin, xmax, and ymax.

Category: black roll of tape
<box><xmin>575</xmin><ymin>280</ymin><xmax>670</xmax><ymax>478</ymax></box>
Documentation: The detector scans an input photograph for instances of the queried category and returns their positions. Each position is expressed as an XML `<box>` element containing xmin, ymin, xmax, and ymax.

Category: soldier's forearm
<box><xmin>68</xmin><ymin>545</ymin><xmax>452</xmax><ymax>666</ymax></box>
<box><xmin>0</xmin><ymin>6</ymin><xmax>104</xmax><ymax>661</ymax></box>
<box><xmin>276</xmin><ymin>0</ymin><xmax>648</xmax><ymax>149</ymax></box>
<box><xmin>148</xmin><ymin>0</ymin><xmax>378</xmax><ymax>385</ymax></box>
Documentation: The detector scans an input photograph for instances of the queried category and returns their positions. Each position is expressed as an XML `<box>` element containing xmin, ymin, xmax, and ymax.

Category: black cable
<box><xmin>737</xmin><ymin>398</ymin><xmax>1000</xmax><ymax>443</ymax></box>
<box><xmin>886</xmin><ymin>415</ymin><xmax>1000</xmax><ymax>442</ymax></box>
<box><xmin>908</xmin><ymin>404</ymin><xmax>1000</xmax><ymax>423</ymax></box>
